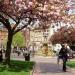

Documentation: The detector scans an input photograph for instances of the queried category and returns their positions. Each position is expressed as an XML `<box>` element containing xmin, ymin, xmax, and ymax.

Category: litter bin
<box><xmin>23</xmin><ymin>50</ymin><xmax>30</xmax><ymax>61</ymax></box>
<box><xmin>24</xmin><ymin>53</ymin><xmax>30</xmax><ymax>61</ymax></box>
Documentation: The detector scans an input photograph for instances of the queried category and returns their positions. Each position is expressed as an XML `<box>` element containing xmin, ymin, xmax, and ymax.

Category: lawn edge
<box><xmin>30</xmin><ymin>62</ymin><xmax>36</xmax><ymax>75</ymax></box>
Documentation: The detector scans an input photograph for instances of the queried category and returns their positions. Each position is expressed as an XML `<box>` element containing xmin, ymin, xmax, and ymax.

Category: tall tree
<box><xmin>50</xmin><ymin>26</ymin><xmax>75</xmax><ymax>44</ymax></box>
<box><xmin>0</xmin><ymin>0</ymin><xmax>69</xmax><ymax>64</ymax></box>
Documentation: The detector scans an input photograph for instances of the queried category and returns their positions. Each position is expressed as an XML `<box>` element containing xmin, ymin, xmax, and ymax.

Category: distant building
<box><xmin>0</xmin><ymin>28</ymin><xmax>8</xmax><ymax>48</ymax></box>
<box><xmin>23</xmin><ymin>26</ymin><xmax>54</xmax><ymax>51</ymax></box>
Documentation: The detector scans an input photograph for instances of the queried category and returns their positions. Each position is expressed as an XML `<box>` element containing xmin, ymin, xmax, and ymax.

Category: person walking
<box><xmin>59</xmin><ymin>44</ymin><xmax>69</xmax><ymax>72</ymax></box>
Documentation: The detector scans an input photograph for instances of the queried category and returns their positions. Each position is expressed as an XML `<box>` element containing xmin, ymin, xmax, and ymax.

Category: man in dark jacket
<box><xmin>59</xmin><ymin>44</ymin><xmax>69</xmax><ymax>72</ymax></box>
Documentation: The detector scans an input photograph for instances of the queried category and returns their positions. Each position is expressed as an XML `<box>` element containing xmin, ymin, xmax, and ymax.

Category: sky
<box><xmin>68</xmin><ymin>0</ymin><xmax>75</xmax><ymax>14</ymax></box>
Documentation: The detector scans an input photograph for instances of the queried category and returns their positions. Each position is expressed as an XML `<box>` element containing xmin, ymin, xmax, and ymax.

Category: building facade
<box><xmin>0</xmin><ymin>28</ymin><xmax>8</xmax><ymax>48</ymax></box>
<box><xmin>23</xmin><ymin>26</ymin><xmax>54</xmax><ymax>52</ymax></box>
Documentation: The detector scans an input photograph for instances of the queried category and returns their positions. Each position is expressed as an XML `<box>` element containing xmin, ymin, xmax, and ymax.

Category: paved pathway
<box><xmin>3</xmin><ymin>53</ymin><xmax>75</xmax><ymax>75</ymax></box>
<box><xmin>32</xmin><ymin>56</ymin><xmax>75</xmax><ymax>75</ymax></box>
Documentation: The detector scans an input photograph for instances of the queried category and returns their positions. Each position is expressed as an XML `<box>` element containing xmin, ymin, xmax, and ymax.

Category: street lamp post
<box><xmin>0</xmin><ymin>30</ymin><xmax>3</xmax><ymax>48</ymax></box>
<box><xmin>43</xmin><ymin>31</ymin><xmax>48</xmax><ymax>42</ymax></box>
<box><xmin>1</xmin><ymin>39</ymin><xmax>3</xmax><ymax>49</ymax></box>
<box><xmin>43</xmin><ymin>30</ymin><xmax>49</xmax><ymax>56</ymax></box>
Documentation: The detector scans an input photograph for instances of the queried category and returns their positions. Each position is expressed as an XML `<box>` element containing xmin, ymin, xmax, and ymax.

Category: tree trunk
<box><xmin>5</xmin><ymin>31</ymin><xmax>13</xmax><ymax>65</ymax></box>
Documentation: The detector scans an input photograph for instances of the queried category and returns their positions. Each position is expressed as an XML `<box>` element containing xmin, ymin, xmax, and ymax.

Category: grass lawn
<box><xmin>67</xmin><ymin>61</ymin><xmax>75</xmax><ymax>68</ymax></box>
<box><xmin>0</xmin><ymin>60</ymin><xmax>35</xmax><ymax>75</ymax></box>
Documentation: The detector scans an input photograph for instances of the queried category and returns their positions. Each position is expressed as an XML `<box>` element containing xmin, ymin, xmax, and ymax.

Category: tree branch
<box><xmin>12</xmin><ymin>16</ymin><xmax>22</xmax><ymax>30</ymax></box>
<box><xmin>0</xmin><ymin>11</ymin><xmax>18</xmax><ymax>23</ymax></box>
<box><xmin>0</xmin><ymin>11</ymin><xmax>22</xmax><ymax>31</ymax></box>
<box><xmin>14</xmin><ymin>19</ymin><xmax>32</xmax><ymax>34</ymax></box>
<box><xmin>0</xmin><ymin>14</ymin><xmax>11</xmax><ymax>30</ymax></box>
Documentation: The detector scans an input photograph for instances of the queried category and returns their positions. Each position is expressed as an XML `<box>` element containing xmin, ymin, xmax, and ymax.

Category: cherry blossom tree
<box><xmin>0</xmin><ymin>0</ymin><xmax>69</xmax><ymax>64</ymax></box>
<box><xmin>50</xmin><ymin>26</ymin><xmax>75</xmax><ymax>44</ymax></box>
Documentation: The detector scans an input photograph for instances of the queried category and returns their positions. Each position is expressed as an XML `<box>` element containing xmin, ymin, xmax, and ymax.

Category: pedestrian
<box><xmin>23</xmin><ymin>47</ymin><xmax>30</xmax><ymax>61</ymax></box>
<box><xmin>58</xmin><ymin>44</ymin><xmax>69</xmax><ymax>72</ymax></box>
<box><xmin>0</xmin><ymin>48</ymin><xmax>3</xmax><ymax>62</ymax></box>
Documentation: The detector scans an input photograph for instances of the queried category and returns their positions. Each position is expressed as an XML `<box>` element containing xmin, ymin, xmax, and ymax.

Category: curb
<box><xmin>70</xmin><ymin>68</ymin><xmax>75</xmax><ymax>71</ymax></box>
<box><xmin>66</xmin><ymin>66</ymin><xmax>75</xmax><ymax>72</ymax></box>
<box><xmin>30</xmin><ymin>62</ymin><xmax>36</xmax><ymax>75</ymax></box>
<box><xmin>30</xmin><ymin>70</ymin><xmax>33</xmax><ymax>75</ymax></box>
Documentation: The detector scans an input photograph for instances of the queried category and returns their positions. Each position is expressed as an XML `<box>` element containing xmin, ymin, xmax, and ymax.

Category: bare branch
<box><xmin>0</xmin><ymin>14</ymin><xmax>11</xmax><ymax>30</ymax></box>
<box><xmin>12</xmin><ymin>17</ymin><xmax>21</xmax><ymax>30</ymax></box>
<box><xmin>14</xmin><ymin>19</ymin><xmax>32</xmax><ymax>34</ymax></box>
<box><xmin>0</xmin><ymin>11</ymin><xmax>18</xmax><ymax>23</ymax></box>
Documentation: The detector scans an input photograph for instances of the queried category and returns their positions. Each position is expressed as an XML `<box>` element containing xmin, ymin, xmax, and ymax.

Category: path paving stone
<box><xmin>33</xmin><ymin>56</ymin><xmax>75</xmax><ymax>75</ymax></box>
